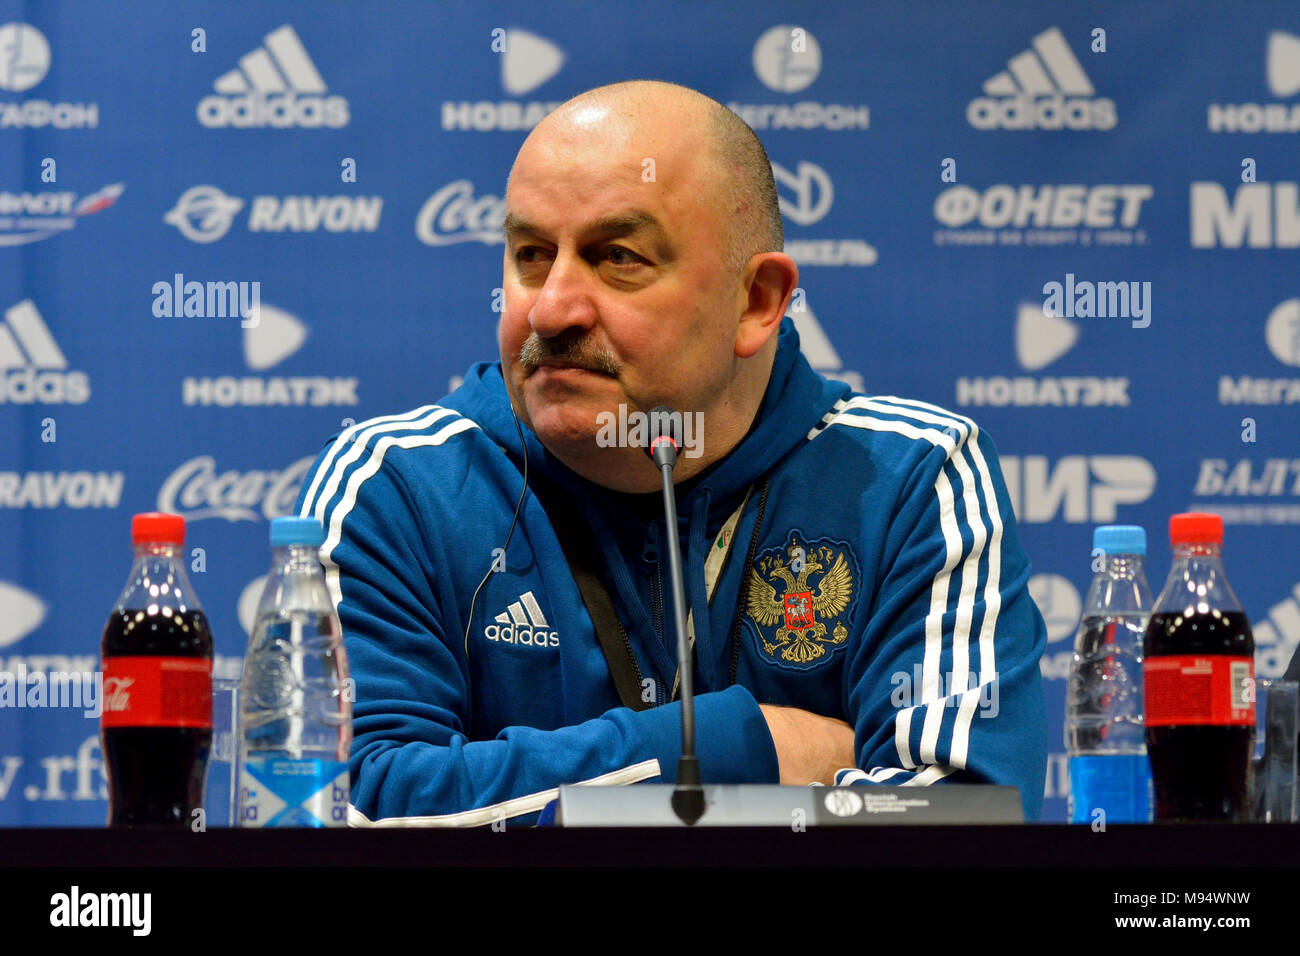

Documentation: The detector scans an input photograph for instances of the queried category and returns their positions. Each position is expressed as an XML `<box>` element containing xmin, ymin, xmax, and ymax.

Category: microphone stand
<box><xmin>647</xmin><ymin>409</ymin><xmax>705</xmax><ymax>826</ymax></box>
<box><xmin>555</xmin><ymin>409</ymin><xmax>1025</xmax><ymax>827</ymax></box>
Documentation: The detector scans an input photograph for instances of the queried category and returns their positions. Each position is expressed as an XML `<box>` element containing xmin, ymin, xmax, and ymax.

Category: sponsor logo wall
<box><xmin>1</xmin><ymin>4</ymin><xmax>1297</xmax><ymax>823</ymax></box>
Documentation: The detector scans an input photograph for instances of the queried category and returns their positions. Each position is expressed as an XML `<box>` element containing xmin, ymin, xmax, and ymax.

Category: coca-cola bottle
<box><xmin>1144</xmin><ymin>513</ymin><xmax>1255</xmax><ymax>821</ymax></box>
<box><xmin>100</xmin><ymin>513</ymin><xmax>213</xmax><ymax>827</ymax></box>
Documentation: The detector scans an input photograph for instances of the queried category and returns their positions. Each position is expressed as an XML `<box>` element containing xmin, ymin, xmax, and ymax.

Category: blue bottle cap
<box><xmin>1092</xmin><ymin>525</ymin><xmax>1146</xmax><ymax>556</ymax></box>
<box><xmin>269</xmin><ymin>516</ymin><xmax>325</xmax><ymax>548</ymax></box>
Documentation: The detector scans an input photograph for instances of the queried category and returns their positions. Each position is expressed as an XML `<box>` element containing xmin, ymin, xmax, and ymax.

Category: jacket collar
<box><xmin>460</xmin><ymin>317</ymin><xmax>847</xmax><ymax>524</ymax></box>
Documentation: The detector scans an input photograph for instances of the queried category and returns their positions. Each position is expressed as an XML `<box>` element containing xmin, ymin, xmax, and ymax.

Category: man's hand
<box><xmin>758</xmin><ymin>704</ymin><xmax>856</xmax><ymax>785</ymax></box>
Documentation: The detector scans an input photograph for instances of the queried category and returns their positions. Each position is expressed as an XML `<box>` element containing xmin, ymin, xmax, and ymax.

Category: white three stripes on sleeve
<box><xmin>295</xmin><ymin>406</ymin><xmax>665</xmax><ymax>826</ymax></box>
<box><xmin>812</xmin><ymin>396</ymin><xmax>1006</xmax><ymax>785</ymax></box>
<box><xmin>297</xmin><ymin>406</ymin><xmax>475</xmax><ymax>610</ymax></box>
<box><xmin>299</xmin><ymin>404</ymin><xmax>444</xmax><ymax>524</ymax></box>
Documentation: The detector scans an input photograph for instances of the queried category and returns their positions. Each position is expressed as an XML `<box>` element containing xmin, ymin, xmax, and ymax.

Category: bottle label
<box><xmin>100</xmin><ymin>656</ymin><xmax>212</xmax><ymax>728</ymax></box>
<box><xmin>239</xmin><ymin>758</ymin><xmax>349</xmax><ymax>828</ymax></box>
<box><xmin>1068</xmin><ymin>754</ymin><xmax>1152</xmax><ymax>824</ymax></box>
<box><xmin>1144</xmin><ymin>655</ymin><xmax>1255</xmax><ymax>726</ymax></box>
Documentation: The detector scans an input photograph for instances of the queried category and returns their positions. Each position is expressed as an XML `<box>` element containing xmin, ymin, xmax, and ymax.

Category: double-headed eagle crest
<box><xmin>746</xmin><ymin>533</ymin><xmax>855</xmax><ymax>666</ymax></box>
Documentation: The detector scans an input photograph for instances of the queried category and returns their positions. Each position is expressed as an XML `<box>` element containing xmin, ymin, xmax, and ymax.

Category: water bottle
<box><xmin>1066</xmin><ymin>525</ymin><xmax>1154</xmax><ymax>824</ymax></box>
<box><xmin>238</xmin><ymin>517</ymin><xmax>352</xmax><ymax>827</ymax></box>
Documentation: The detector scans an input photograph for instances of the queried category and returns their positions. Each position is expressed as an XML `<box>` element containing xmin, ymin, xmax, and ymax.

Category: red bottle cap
<box><xmin>1169</xmin><ymin>512</ymin><xmax>1223</xmax><ymax>546</ymax></box>
<box><xmin>132</xmin><ymin>512</ymin><xmax>185</xmax><ymax>546</ymax></box>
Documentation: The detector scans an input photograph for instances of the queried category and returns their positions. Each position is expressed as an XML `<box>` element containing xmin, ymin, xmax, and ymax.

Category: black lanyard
<box><xmin>537</xmin><ymin>476</ymin><xmax>771</xmax><ymax>709</ymax></box>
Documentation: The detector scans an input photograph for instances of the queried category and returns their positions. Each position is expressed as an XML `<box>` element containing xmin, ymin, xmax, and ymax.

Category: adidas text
<box><xmin>198</xmin><ymin>24</ymin><xmax>347</xmax><ymax>128</ymax></box>
<box><xmin>197</xmin><ymin>93</ymin><xmax>348</xmax><ymax>129</ymax></box>
<box><xmin>484</xmin><ymin>623</ymin><xmax>559</xmax><ymax>647</ymax></box>
<box><xmin>0</xmin><ymin>370</ymin><xmax>89</xmax><ymax>404</ymax></box>
<box><xmin>967</xmin><ymin>95</ymin><xmax>1116</xmax><ymax>130</ymax></box>
<box><xmin>969</xmin><ymin>27</ymin><xmax>1115</xmax><ymax>130</ymax></box>
<box><xmin>485</xmin><ymin>592</ymin><xmax>558</xmax><ymax>647</ymax></box>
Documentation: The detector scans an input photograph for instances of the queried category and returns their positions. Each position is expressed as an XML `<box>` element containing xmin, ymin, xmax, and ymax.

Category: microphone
<box><xmin>556</xmin><ymin>412</ymin><xmax>1026</xmax><ymax>826</ymax></box>
<box><xmin>643</xmin><ymin>407</ymin><xmax>704</xmax><ymax>825</ymax></box>
<box><xmin>646</xmin><ymin>421</ymin><xmax>680</xmax><ymax>469</ymax></box>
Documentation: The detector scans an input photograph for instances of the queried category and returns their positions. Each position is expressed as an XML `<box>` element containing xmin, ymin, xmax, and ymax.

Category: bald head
<box><xmin>499</xmin><ymin>80</ymin><xmax>799</xmax><ymax>492</ymax></box>
<box><xmin>510</xmin><ymin>80</ymin><xmax>783</xmax><ymax>274</ymax></box>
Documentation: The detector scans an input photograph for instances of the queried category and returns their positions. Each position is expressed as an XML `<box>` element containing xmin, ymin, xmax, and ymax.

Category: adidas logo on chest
<box><xmin>484</xmin><ymin>590</ymin><xmax>559</xmax><ymax>648</ymax></box>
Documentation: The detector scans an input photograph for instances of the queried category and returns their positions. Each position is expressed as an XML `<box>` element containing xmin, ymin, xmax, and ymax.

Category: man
<box><xmin>295</xmin><ymin>80</ymin><xmax>1049</xmax><ymax>825</ymax></box>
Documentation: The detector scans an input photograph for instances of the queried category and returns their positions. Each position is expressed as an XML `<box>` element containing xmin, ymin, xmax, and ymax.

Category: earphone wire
<box><xmin>463</xmin><ymin>399</ymin><xmax>530</xmax><ymax>662</ymax></box>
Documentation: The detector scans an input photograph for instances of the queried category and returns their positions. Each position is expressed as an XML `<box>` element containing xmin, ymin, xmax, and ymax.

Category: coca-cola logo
<box><xmin>156</xmin><ymin>455</ymin><xmax>313</xmax><ymax>522</ymax></box>
<box><xmin>415</xmin><ymin>180</ymin><xmax>505</xmax><ymax>247</ymax></box>
<box><xmin>103</xmin><ymin>677</ymin><xmax>133</xmax><ymax>712</ymax></box>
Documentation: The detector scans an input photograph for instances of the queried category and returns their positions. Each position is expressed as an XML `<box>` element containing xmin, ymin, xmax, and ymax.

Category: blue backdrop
<box><xmin>1</xmin><ymin>0</ymin><xmax>1298</xmax><ymax>824</ymax></box>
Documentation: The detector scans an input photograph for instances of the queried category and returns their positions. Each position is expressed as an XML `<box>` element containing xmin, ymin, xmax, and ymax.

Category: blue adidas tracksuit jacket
<box><xmin>295</xmin><ymin>319</ymin><xmax>1049</xmax><ymax>825</ymax></box>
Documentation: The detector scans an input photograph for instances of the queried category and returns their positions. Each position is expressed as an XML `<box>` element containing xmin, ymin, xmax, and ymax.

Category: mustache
<box><xmin>518</xmin><ymin>330</ymin><xmax>621</xmax><ymax>375</ymax></box>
